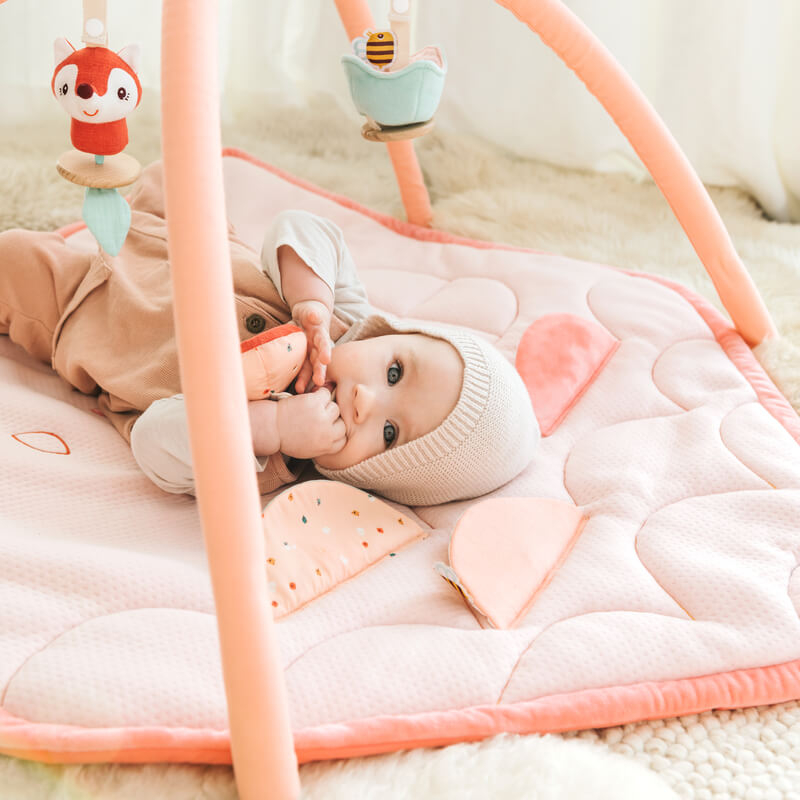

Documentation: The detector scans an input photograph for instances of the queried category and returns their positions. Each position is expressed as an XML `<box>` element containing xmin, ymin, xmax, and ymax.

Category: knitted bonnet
<box><xmin>314</xmin><ymin>314</ymin><xmax>540</xmax><ymax>506</ymax></box>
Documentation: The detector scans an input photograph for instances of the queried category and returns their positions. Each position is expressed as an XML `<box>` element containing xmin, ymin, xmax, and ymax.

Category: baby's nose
<box><xmin>353</xmin><ymin>384</ymin><xmax>375</xmax><ymax>423</ymax></box>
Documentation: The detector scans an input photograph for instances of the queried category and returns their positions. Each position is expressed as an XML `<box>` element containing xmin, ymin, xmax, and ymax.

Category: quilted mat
<box><xmin>0</xmin><ymin>149</ymin><xmax>798</xmax><ymax>765</ymax></box>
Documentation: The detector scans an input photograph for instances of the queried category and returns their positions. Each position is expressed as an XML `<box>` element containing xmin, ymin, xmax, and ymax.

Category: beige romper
<box><xmin>0</xmin><ymin>161</ymin><xmax>349</xmax><ymax>494</ymax></box>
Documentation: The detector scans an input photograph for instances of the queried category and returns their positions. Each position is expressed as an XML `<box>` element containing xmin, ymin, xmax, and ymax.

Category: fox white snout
<box><xmin>53</xmin><ymin>63</ymin><xmax>139</xmax><ymax>125</ymax></box>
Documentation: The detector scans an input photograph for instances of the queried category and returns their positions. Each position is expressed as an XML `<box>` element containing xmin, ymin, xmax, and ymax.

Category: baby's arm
<box><xmin>132</xmin><ymin>391</ymin><xmax>345</xmax><ymax>494</ymax></box>
<box><xmin>277</xmin><ymin>244</ymin><xmax>334</xmax><ymax>392</ymax></box>
<box><xmin>129</xmin><ymin>395</ymin><xmax>201</xmax><ymax>494</ymax></box>
<box><xmin>261</xmin><ymin>210</ymin><xmax>372</xmax><ymax>390</ymax></box>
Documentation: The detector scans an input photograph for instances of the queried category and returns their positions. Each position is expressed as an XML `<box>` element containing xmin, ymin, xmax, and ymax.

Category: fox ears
<box><xmin>116</xmin><ymin>44</ymin><xmax>141</xmax><ymax>74</ymax></box>
<box><xmin>53</xmin><ymin>37</ymin><xmax>141</xmax><ymax>75</ymax></box>
<box><xmin>54</xmin><ymin>38</ymin><xmax>76</xmax><ymax>66</ymax></box>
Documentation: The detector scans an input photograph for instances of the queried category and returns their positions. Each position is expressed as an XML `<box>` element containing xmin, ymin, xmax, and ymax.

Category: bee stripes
<box><xmin>366</xmin><ymin>31</ymin><xmax>395</xmax><ymax>67</ymax></box>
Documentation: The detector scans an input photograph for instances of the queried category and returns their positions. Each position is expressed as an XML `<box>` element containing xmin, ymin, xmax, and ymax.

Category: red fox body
<box><xmin>52</xmin><ymin>38</ymin><xmax>142</xmax><ymax>156</ymax></box>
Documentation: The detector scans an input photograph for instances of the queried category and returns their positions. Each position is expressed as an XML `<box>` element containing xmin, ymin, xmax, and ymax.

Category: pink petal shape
<box><xmin>447</xmin><ymin>497</ymin><xmax>587</xmax><ymax>629</ymax></box>
<box><xmin>11</xmin><ymin>431</ymin><xmax>71</xmax><ymax>455</ymax></box>
<box><xmin>516</xmin><ymin>313</ymin><xmax>619</xmax><ymax>436</ymax></box>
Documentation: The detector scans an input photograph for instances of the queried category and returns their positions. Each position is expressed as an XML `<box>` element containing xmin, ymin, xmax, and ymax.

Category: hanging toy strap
<box><xmin>387</xmin><ymin>0</ymin><xmax>410</xmax><ymax>70</ymax></box>
<box><xmin>82</xmin><ymin>0</ymin><xmax>109</xmax><ymax>47</ymax></box>
<box><xmin>52</xmin><ymin>0</ymin><xmax>142</xmax><ymax>256</ymax></box>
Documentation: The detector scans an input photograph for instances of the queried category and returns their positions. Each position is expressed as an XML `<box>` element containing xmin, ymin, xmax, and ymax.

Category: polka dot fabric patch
<box><xmin>262</xmin><ymin>480</ymin><xmax>426</xmax><ymax>618</ymax></box>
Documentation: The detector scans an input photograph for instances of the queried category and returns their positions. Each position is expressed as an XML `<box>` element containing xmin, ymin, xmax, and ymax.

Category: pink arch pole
<box><xmin>495</xmin><ymin>0</ymin><xmax>777</xmax><ymax>346</ymax></box>
<box><xmin>160</xmin><ymin>2</ymin><xmax>300</xmax><ymax>799</ymax></box>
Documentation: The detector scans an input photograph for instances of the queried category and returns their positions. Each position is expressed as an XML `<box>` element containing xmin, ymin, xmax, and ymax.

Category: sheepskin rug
<box><xmin>1</xmin><ymin>93</ymin><xmax>798</xmax><ymax>799</ymax></box>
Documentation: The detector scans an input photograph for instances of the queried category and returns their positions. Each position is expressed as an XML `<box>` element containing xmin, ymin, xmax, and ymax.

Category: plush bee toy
<box><xmin>353</xmin><ymin>30</ymin><xmax>396</xmax><ymax>70</ymax></box>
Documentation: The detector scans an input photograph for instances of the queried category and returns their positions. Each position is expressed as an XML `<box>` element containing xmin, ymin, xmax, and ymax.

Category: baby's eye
<box><xmin>387</xmin><ymin>360</ymin><xmax>402</xmax><ymax>385</ymax></box>
<box><xmin>383</xmin><ymin>421</ymin><xmax>397</xmax><ymax>448</ymax></box>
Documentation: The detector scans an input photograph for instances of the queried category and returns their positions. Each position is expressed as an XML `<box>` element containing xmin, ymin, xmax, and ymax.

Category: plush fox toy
<box><xmin>51</xmin><ymin>38</ymin><xmax>142</xmax><ymax>156</ymax></box>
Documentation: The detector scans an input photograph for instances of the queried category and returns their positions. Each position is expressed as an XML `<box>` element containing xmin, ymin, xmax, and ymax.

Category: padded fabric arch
<box><xmin>493</xmin><ymin>0</ymin><xmax>776</xmax><ymax>347</ymax></box>
<box><xmin>160</xmin><ymin>1</ymin><xmax>299</xmax><ymax>798</ymax></box>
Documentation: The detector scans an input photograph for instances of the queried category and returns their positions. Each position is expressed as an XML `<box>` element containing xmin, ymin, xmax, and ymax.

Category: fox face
<box><xmin>52</xmin><ymin>38</ymin><xmax>141</xmax><ymax>126</ymax></box>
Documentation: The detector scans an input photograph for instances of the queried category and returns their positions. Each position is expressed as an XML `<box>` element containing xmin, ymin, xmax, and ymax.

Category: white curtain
<box><xmin>1</xmin><ymin>0</ymin><xmax>798</xmax><ymax>220</ymax></box>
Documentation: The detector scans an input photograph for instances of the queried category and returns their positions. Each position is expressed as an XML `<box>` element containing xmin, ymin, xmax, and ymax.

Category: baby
<box><xmin>0</xmin><ymin>162</ymin><xmax>539</xmax><ymax>506</ymax></box>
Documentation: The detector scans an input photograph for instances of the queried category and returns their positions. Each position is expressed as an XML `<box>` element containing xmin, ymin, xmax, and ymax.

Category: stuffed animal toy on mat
<box><xmin>241</xmin><ymin>323</ymin><xmax>307</xmax><ymax>401</ymax></box>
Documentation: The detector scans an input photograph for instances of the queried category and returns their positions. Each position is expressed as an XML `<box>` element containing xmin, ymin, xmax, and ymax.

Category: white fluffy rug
<box><xmin>1</xmin><ymin>93</ymin><xmax>799</xmax><ymax>799</ymax></box>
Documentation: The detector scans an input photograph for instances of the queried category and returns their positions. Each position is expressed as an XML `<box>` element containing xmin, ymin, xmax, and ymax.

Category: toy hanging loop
<box><xmin>82</xmin><ymin>0</ymin><xmax>108</xmax><ymax>47</ymax></box>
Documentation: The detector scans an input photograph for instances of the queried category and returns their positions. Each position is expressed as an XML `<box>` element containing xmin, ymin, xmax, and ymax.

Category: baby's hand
<box><xmin>292</xmin><ymin>299</ymin><xmax>333</xmax><ymax>393</ymax></box>
<box><xmin>275</xmin><ymin>388</ymin><xmax>345</xmax><ymax>460</ymax></box>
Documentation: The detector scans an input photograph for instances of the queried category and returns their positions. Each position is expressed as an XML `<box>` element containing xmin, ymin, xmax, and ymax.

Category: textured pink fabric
<box><xmin>3</xmin><ymin>149</ymin><xmax>797</xmax><ymax>768</ymax></box>
<box><xmin>3</xmin><ymin>658</ymin><xmax>800</xmax><ymax>764</ymax></box>
<box><xmin>631</xmin><ymin>272</ymin><xmax>800</xmax><ymax>445</ymax></box>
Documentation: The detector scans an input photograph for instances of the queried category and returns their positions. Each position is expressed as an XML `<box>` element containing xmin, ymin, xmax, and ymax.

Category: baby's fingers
<box><xmin>303</xmin><ymin>307</ymin><xmax>322</xmax><ymax>328</ymax></box>
<box><xmin>294</xmin><ymin>359</ymin><xmax>314</xmax><ymax>394</ymax></box>
<box><xmin>309</xmin><ymin>342</ymin><xmax>331</xmax><ymax>385</ymax></box>
<box><xmin>329</xmin><ymin>419</ymin><xmax>346</xmax><ymax>453</ymax></box>
<box><xmin>311</xmin><ymin>332</ymin><xmax>332</xmax><ymax>385</ymax></box>
<box><xmin>312</xmin><ymin>359</ymin><xmax>327</xmax><ymax>386</ymax></box>
<box><xmin>324</xmin><ymin>399</ymin><xmax>341</xmax><ymax>422</ymax></box>
<box><xmin>313</xmin><ymin>330</ymin><xmax>332</xmax><ymax>365</ymax></box>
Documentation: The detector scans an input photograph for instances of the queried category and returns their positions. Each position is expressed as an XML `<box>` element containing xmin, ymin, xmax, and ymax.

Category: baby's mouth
<box><xmin>311</xmin><ymin>381</ymin><xmax>336</xmax><ymax>400</ymax></box>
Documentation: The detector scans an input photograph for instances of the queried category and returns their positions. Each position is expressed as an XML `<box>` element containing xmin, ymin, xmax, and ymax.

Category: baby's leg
<box><xmin>0</xmin><ymin>228</ymin><xmax>92</xmax><ymax>364</ymax></box>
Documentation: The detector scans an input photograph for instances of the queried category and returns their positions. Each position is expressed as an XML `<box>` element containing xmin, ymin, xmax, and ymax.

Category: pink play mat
<box><xmin>0</xmin><ymin>150</ymin><xmax>798</xmax><ymax>765</ymax></box>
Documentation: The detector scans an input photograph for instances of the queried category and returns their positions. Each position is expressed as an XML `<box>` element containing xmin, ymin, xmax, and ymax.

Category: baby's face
<box><xmin>314</xmin><ymin>333</ymin><xmax>463</xmax><ymax>471</ymax></box>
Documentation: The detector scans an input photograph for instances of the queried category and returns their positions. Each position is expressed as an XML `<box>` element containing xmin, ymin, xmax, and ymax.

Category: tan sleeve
<box><xmin>256</xmin><ymin>452</ymin><xmax>304</xmax><ymax>495</ymax></box>
<box><xmin>127</xmin><ymin>394</ymin><xmax>303</xmax><ymax>497</ymax></box>
<box><xmin>96</xmin><ymin>393</ymin><xmax>142</xmax><ymax>444</ymax></box>
<box><xmin>125</xmin><ymin>160</ymin><xmax>167</xmax><ymax>219</ymax></box>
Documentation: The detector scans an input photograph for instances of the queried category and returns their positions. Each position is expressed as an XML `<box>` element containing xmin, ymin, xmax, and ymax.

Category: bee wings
<box><xmin>352</xmin><ymin>36</ymin><xmax>368</xmax><ymax>61</ymax></box>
